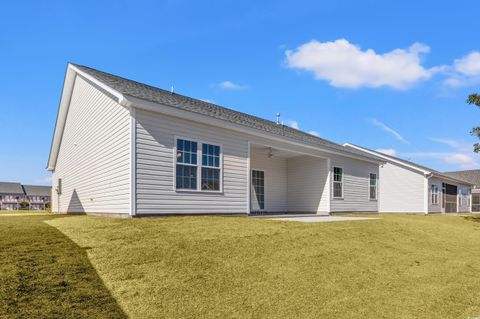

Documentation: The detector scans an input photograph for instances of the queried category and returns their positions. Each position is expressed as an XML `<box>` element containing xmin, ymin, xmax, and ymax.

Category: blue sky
<box><xmin>1</xmin><ymin>0</ymin><xmax>479</xmax><ymax>185</ymax></box>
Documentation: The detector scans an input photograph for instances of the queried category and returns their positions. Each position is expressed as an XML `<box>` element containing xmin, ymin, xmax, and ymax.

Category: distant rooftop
<box><xmin>443</xmin><ymin>169</ymin><xmax>480</xmax><ymax>188</ymax></box>
<box><xmin>0</xmin><ymin>182</ymin><xmax>51</xmax><ymax>196</ymax></box>
<box><xmin>0</xmin><ymin>182</ymin><xmax>24</xmax><ymax>194</ymax></box>
<box><xmin>22</xmin><ymin>185</ymin><xmax>52</xmax><ymax>196</ymax></box>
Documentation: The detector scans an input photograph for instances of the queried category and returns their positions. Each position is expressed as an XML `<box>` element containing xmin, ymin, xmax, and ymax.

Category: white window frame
<box><xmin>369</xmin><ymin>172</ymin><xmax>377</xmax><ymax>201</ymax></box>
<box><xmin>332</xmin><ymin>166</ymin><xmax>344</xmax><ymax>199</ymax></box>
<box><xmin>174</xmin><ymin>136</ymin><xmax>223</xmax><ymax>193</ymax></box>
<box><xmin>431</xmin><ymin>184</ymin><xmax>439</xmax><ymax>205</ymax></box>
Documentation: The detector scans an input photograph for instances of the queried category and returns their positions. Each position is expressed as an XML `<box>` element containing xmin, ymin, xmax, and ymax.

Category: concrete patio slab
<box><xmin>270</xmin><ymin>216</ymin><xmax>382</xmax><ymax>223</ymax></box>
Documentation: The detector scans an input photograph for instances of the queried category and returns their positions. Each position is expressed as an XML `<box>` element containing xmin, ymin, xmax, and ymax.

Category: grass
<box><xmin>1</xmin><ymin>214</ymin><xmax>480</xmax><ymax>318</ymax></box>
<box><xmin>0</xmin><ymin>215</ymin><xmax>127</xmax><ymax>319</ymax></box>
<box><xmin>42</xmin><ymin>214</ymin><xmax>480</xmax><ymax>319</ymax></box>
<box><xmin>0</xmin><ymin>210</ymin><xmax>50</xmax><ymax>215</ymax></box>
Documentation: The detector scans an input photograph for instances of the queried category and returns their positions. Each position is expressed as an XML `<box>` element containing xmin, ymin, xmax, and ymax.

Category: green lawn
<box><xmin>0</xmin><ymin>210</ymin><xmax>50</xmax><ymax>215</ymax></box>
<box><xmin>1</xmin><ymin>214</ymin><xmax>480</xmax><ymax>318</ymax></box>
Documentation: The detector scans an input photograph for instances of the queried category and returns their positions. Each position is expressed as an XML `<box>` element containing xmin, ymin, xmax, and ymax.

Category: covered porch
<box><xmin>249</xmin><ymin>143</ymin><xmax>330</xmax><ymax>215</ymax></box>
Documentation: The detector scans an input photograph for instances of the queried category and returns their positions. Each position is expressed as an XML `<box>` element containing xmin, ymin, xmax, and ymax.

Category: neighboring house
<box><xmin>0</xmin><ymin>183</ymin><xmax>51</xmax><ymax>210</ymax></box>
<box><xmin>443</xmin><ymin>169</ymin><xmax>480</xmax><ymax>212</ymax></box>
<box><xmin>0</xmin><ymin>182</ymin><xmax>25</xmax><ymax>210</ymax></box>
<box><xmin>47</xmin><ymin>63</ymin><xmax>385</xmax><ymax>216</ymax></box>
<box><xmin>22</xmin><ymin>185</ymin><xmax>52</xmax><ymax>210</ymax></box>
<box><xmin>344</xmin><ymin>144</ymin><xmax>473</xmax><ymax>214</ymax></box>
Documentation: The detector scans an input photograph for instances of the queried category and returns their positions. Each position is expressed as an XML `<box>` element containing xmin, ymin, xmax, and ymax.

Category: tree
<box><xmin>19</xmin><ymin>200</ymin><xmax>30</xmax><ymax>210</ymax></box>
<box><xmin>467</xmin><ymin>93</ymin><xmax>480</xmax><ymax>153</ymax></box>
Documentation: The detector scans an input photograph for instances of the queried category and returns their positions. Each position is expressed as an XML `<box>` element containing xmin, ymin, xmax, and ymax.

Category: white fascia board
<box><xmin>47</xmin><ymin>64</ymin><xmax>126</xmax><ymax>171</ymax></box>
<box><xmin>122</xmin><ymin>95</ymin><xmax>383</xmax><ymax>165</ymax></box>
<box><xmin>344</xmin><ymin>143</ymin><xmax>429</xmax><ymax>175</ymax></box>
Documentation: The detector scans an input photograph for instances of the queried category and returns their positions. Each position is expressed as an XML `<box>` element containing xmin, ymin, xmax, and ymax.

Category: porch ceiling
<box><xmin>251</xmin><ymin>144</ymin><xmax>307</xmax><ymax>159</ymax></box>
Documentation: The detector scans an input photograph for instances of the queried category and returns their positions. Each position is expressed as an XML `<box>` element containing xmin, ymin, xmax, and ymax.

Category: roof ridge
<box><xmin>72</xmin><ymin>64</ymin><xmax>383</xmax><ymax>162</ymax></box>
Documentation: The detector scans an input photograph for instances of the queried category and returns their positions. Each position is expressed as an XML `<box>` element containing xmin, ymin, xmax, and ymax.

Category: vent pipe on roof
<box><xmin>275</xmin><ymin>112</ymin><xmax>281</xmax><ymax>125</ymax></box>
<box><xmin>171</xmin><ymin>85</ymin><xmax>175</xmax><ymax>94</ymax></box>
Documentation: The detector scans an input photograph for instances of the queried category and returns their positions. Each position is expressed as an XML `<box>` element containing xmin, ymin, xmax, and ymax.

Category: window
<box><xmin>176</xmin><ymin>139</ymin><xmax>198</xmax><ymax>190</ymax></box>
<box><xmin>431</xmin><ymin>185</ymin><xmax>439</xmax><ymax>205</ymax></box>
<box><xmin>369</xmin><ymin>173</ymin><xmax>377</xmax><ymax>200</ymax></box>
<box><xmin>175</xmin><ymin>138</ymin><xmax>221</xmax><ymax>191</ymax></box>
<box><xmin>333</xmin><ymin>167</ymin><xmax>343</xmax><ymax>198</ymax></box>
<box><xmin>201</xmin><ymin>143</ymin><xmax>221</xmax><ymax>191</ymax></box>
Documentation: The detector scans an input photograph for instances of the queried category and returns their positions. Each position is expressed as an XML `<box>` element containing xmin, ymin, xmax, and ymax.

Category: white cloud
<box><xmin>429</xmin><ymin>138</ymin><xmax>471</xmax><ymax>152</ymax></box>
<box><xmin>454</xmin><ymin>52</ymin><xmax>480</xmax><ymax>76</ymax></box>
<box><xmin>308</xmin><ymin>130</ymin><xmax>320</xmax><ymax>137</ymax></box>
<box><xmin>444</xmin><ymin>51</ymin><xmax>480</xmax><ymax>87</ymax></box>
<box><xmin>402</xmin><ymin>138</ymin><xmax>479</xmax><ymax>170</ymax></box>
<box><xmin>444</xmin><ymin>153</ymin><xmax>478</xmax><ymax>168</ymax></box>
<box><xmin>285</xmin><ymin>39</ymin><xmax>441</xmax><ymax>89</ymax></box>
<box><xmin>376</xmin><ymin>148</ymin><xmax>397</xmax><ymax>156</ymax></box>
<box><xmin>402</xmin><ymin>151</ymin><xmax>479</xmax><ymax>170</ymax></box>
<box><xmin>286</xmin><ymin>120</ymin><xmax>299</xmax><ymax>129</ymax></box>
<box><xmin>369</xmin><ymin>118</ymin><xmax>408</xmax><ymax>143</ymax></box>
<box><xmin>218</xmin><ymin>81</ymin><xmax>247</xmax><ymax>90</ymax></box>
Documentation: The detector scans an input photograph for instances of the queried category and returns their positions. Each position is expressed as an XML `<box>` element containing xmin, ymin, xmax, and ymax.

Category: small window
<box><xmin>431</xmin><ymin>185</ymin><xmax>439</xmax><ymax>205</ymax></box>
<box><xmin>176</xmin><ymin>139</ymin><xmax>198</xmax><ymax>190</ymax></box>
<box><xmin>333</xmin><ymin>167</ymin><xmax>343</xmax><ymax>198</ymax></box>
<box><xmin>369</xmin><ymin>173</ymin><xmax>377</xmax><ymax>200</ymax></box>
<box><xmin>201</xmin><ymin>143</ymin><xmax>221</xmax><ymax>191</ymax></box>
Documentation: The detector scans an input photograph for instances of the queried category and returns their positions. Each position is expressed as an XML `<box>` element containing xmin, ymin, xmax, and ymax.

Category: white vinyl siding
<box><xmin>378</xmin><ymin>162</ymin><xmax>425</xmax><ymax>213</ymax></box>
<box><xmin>135</xmin><ymin>109</ymin><xmax>249</xmax><ymax>215</ymax></box>
<box><xmin>287</xmin><ymin>156</ymin><xmax>329</xmax><ymax>214</ymax></box>
<box><xmin>250</xmin><ymin>151</ymin><xmax>287</xmax><ymax>212</ymax></box>
<box><xmin>329</xmin><ymin>155</ymin><xmax>379</xmax><ymax>212</ymax></box>
<box><xmin>51</xmin><ymin>75</ymin><xmax>131</xmax><ymax>214</ymax></box>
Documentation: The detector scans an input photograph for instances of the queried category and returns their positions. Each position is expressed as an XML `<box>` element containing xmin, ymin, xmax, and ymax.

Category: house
<box><xmin>443</xmin><ymin>169</ymin><xmax>480</xmax><ymax>212</ymax></box>
<box><xmin>47</xmin><ymin>63</ymin><xmax>385</xmax><ymax>216</ymax></box>
<box><xmin>0</xmin><ymin>182</ymin><xmax>51</xmax><ymax>210</ymax></box>
<box><xmin>344</xmin><ymin>144</ymin><xmax>473</xmax><ymax>214</ymax></box>
<box><xmin>22</xmin><ymin>185</ymin><xmax>52</xmax><ymax>210</ymax></box>
<box><xmin>0</xmin><ymin>182</ymin><xmax>25</xmax><ymax>210</ymax></box>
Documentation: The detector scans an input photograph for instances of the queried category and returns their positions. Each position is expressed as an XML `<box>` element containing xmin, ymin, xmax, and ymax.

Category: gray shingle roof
<box><xmin>0</xmin><ymin>182</ymin><xmax>24</xmax><ymax>195</ymax></box>
<box><xmin>22</xmin><ymin>185</ymin><xmax>52</xmax><ymax>197</ymax></box>
<box><xmin>73</xmin><ymin>64</ymin><xmax>383</xmax><ymax>162</ymax></box>
<box><xmin>443</xmin><ymin>170</ymin><xmax>480</xmax><ymax>188</ymax></box>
